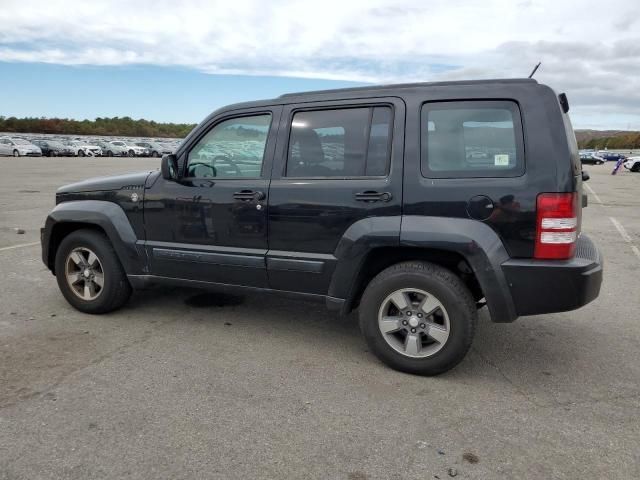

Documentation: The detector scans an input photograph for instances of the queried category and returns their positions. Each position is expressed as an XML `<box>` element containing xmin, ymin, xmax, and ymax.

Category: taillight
<box><xmin>534</xmin><ymin>193</ymin><xmax>579</xmax><ymax>259</ymax></box>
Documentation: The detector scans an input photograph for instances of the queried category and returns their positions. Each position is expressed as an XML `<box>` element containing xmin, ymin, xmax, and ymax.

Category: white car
<box><xmin>66</xmin><ymin>140</ymin><xmax>102</xmax><ymax>157</ymax></box>
<box><xmin>623</xmin><ymin>157</ymin><xmax>640</xmax><ymax>172</ymax></box>
<box><xmin>110</xmin><ymin>141</ymin><xmax>149</xmax><ymax>157</ymax></box>
<box><xmin>0</xmin><ymin>137</ymin><xmax>42</xmax><ymax>156</ymax></box>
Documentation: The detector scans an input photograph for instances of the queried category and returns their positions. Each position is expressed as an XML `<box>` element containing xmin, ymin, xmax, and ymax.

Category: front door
<box><xmin>143</xmin><ymin>107</ymin><xmax>281</xmax><ymax>287</ymax></box>
<box><xmin>266</xmin><ymin>98</ymin><xmax>405</xmax><ymax>295</ymax></box>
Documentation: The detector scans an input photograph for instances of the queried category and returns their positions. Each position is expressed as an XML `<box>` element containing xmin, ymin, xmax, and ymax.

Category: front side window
<box><xmin>421</xmin><ymin>101</ymin><xmax>524</xmax><ymax>178</ymax></box>
<box><xmin>187</xmin><ymin>114</ymin><xmax>271</xmax><ymax>178</ymax></box>
<box><xmin>286</xmin><ymin>106</ymin><xmax>392</xmax><ymax>178</ymax></box>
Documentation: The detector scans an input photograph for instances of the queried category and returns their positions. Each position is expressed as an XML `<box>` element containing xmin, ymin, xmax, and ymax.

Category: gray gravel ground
<box><xmin>0</xmin><ymin>158</ymin><xmax>639</xmax><ymax>479</ymax></box>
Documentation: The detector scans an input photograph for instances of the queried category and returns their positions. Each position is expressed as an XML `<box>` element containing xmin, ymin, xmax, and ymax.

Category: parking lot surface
<box><xmin>1</xmin><ymin>158</ymin><xmax>639</xmax><ymax>479</ymax></box>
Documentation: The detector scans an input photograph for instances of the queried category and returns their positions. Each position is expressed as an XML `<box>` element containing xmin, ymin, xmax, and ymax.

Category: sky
<box><xmin>1</xmin><ymin>0</ymin><xmax>639</xmax><ymax>130</ymax></box>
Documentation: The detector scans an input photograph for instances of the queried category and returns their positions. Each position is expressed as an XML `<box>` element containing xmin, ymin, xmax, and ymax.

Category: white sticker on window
<box><xmin>494</xmin><ymin>154</ymin><xmax>510</xmax><ymax>166</ymax></box>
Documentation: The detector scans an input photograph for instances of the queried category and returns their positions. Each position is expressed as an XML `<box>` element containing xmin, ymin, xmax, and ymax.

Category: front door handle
<box><xmin>233</xmin><ymin>190</ymin><xmax>265</xmax><ymax>201</ymax></box>
<box><xmin>354</xmin><ymin>191</ymin><xmax>392</xmax><ymax>202</ymax></box>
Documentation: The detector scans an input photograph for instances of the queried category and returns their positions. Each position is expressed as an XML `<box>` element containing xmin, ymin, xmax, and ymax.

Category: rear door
<box><xmin>266</xmin><ymin>97</ymin><xmax>405</xmax><ymax>294</ymax></box>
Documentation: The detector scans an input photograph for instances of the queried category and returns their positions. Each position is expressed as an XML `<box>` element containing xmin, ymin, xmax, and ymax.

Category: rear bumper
<box><xmin>501</xmin><ymin>234</ymin><xmax>603</xmax><ymax>317</ymax></box>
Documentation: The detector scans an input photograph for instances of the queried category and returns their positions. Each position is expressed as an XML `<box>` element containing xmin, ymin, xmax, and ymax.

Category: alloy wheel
<box><xmin>377</xmin><ymin>288</ymin><xmax>450</xmax><ymax>358</ymax></box>
<box><xmin>64</xmin><ymin>247</ymin><xmax>105</xmax><ymax>301</ymax></box>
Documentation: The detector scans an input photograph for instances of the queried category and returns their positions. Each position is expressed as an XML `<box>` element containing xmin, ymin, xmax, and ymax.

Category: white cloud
<box><xmin>1</xmin><ymin>0</ymin><xmax>640</xmax><ymax>127</ymax></box>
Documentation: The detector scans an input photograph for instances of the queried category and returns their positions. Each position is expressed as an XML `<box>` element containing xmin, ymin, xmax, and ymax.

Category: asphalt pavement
<box><xmin>0</xmin><ymin>157</ymin><xmax>638</xmax><ymax>479</ymax></box>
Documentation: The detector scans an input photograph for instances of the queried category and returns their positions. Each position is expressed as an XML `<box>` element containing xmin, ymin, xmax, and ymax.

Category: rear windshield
<box><xmin>421</xmin><ymin>100</ymin><xmax>525</xmax><ymax>178</ymax></box>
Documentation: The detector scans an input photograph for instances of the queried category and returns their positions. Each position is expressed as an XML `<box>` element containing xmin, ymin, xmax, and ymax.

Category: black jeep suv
<box><xmin>41</xmin><ymin>79</ymin><xmax>603</xmax><ymax>375</ymax></box>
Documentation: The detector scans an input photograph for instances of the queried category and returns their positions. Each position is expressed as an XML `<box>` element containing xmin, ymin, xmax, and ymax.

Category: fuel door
<box><xmin>467</xmin><ymin>195</ymin><xmax>494</xmax><ymax>221</ymax></box>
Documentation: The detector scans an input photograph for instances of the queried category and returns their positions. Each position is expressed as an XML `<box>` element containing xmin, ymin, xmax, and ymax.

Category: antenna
<box><xmin>528</xmin><ymin>62</ymin><xmax>541</xmax><ymax>78</ymax></box>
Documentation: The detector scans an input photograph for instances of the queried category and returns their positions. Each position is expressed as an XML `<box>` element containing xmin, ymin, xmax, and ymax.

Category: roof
<box><xmin>278</xmin><ymin>78</ymin><xmax>537</xmax><ymax>99</ymax></box>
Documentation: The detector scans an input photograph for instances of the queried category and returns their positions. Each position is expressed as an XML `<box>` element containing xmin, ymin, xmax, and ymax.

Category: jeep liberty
<box><xmin>41</xmin><ymin>79</ymin><xmax>603</xmax><ymax>375</ymax></box>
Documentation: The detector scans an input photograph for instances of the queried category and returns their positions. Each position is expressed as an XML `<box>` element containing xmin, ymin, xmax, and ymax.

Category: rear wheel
<box><xmin>55</xmin><ymin>230</ymin><xmax>132</xmax><ymax>314</ymax></box>
<box><xmin>13</xmin><ymin>149</ymin><xmax>19</xmax><ymax>157</ymax></box>
<box><xmin>359</xmin><ymin>261</ymin><xmax>476</xmax><ymax>375</ymax></box>
<box><xmin>632</xmin><ymin>163</ymin><xmax>640</xmax><ymax>172</ymax></box>
<box><xmin>128</xmin><ymin>150</ymin><xmax>135</xmax><ymax>157</ymax></box>
<box><xmin>78</xmin><ymin>150</ymin><xmax>85</xmax><ymax>157</ymax></box>
<box><xmin>152</xmin><ymin>151</ymin><xmax>159</xmax><ymax>158</ymax></box>
<box><xmin>107</xmin><ymin>150</ymin><xmax>113</xmax><ymax>157</ymax></box>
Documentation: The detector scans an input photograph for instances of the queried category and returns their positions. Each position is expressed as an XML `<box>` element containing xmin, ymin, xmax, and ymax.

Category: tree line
<box><xmin>0</xmin><ymin>116</ymin><xmax>197</xmax><ymax>138</ymax></box>
<box><xmin>578</xmin><ymin>131</ymin><xmax>640</xmax><ymax>150</ymax></box>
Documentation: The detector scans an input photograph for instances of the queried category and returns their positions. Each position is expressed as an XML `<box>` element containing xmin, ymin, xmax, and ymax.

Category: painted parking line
<box><xmin>609</xmin><ymin>217</ymin><xmax>640</xmax><ymax>261</ymax></box>
<box><xmin>584</xmin><ymin>183</ymin><xmax>603</xmax><ymax>205</ymax></box>
<box><xmin>0</xmin><ymin>242</ymin><xmax>40</xmax><ymax>252</ymax></box>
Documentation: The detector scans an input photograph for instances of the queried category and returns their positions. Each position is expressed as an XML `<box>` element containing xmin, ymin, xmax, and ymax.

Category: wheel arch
<box><xmin>329</xmin><ymin>215</ymin><xmax>518</xmax><ymax>323</ymax></box>
<box><xmin>43</xmin><ymin>200</ymin><xmax>146</xmax><ymax>276</ymax></box>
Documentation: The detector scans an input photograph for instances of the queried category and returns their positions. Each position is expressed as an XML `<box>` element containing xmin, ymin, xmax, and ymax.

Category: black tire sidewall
<box><xmin>54</xmin><ymin>230</ymin><xmax>130</xmax><ymax>314</ymax></box>
<box><xmin>359</xmin><ymin>263</ymin><xmax>476</xmax><ymax>375</ymax></box>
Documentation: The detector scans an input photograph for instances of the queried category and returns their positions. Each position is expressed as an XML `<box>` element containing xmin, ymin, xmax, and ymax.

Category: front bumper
<box><xmin>501</xmin><ymin>234</ymin><xmax>603</xmax><ymax>316</ymax></box>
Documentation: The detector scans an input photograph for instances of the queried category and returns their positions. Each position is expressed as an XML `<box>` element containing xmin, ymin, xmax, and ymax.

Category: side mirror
<box><xmin>161</xmin><ymin>154</ymin><xmax>179</xmax><ymax>181</ymax></box>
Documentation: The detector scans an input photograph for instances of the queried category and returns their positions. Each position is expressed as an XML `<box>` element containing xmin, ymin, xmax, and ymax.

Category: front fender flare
<box><xmin>42</xmin><ymin>200</ymin><xmax>145</xmax><ymax>275</ymax></box>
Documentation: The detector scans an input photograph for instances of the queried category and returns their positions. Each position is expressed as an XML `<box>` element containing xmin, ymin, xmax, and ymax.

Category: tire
<box><xmin>128</xmin><ymin>150</ymin><xmax>135</xmax><ymax>157</ymax></box>
<box><xmin>13</xmin><ymin>149</ymin><xmax>19</xmax><ymax>157</ymax></box>
<box><xmin>632</xmin><ymin>164</ymin><xmax>640</xmax><ymax>172</ymax></box>
<box><xmin>152</xmin><ymin>151</ymin><xmax>159</xmax><ymax>158</ymax></box>
<box><xmin>597</xmin><ymin>161</ymin><xmax>604</xmax><ymax>165</ymax></box>
<box><xmin>78</xmin><ymin>150</ymin><xmax>85</xmax><ymax>157</ymax></box>
<box><xmin>107</xmin><ymin>150</ymin><xmax>113</xmax><ymax>157</ymax></box>
<box><xmin>54</xmin><ymin>229</ymin><xmax>132</xmax><ymax>314</ymax></box>
<box><xmin>359</xmin><ymin>261</ymin><xmax>477</xmax><ymax>376</ymax></box>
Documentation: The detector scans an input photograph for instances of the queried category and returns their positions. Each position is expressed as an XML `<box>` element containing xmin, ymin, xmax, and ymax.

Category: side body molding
<box><xmin>42</xmin><ymin>200</ymin><xmax>146</xmax><ymax>275</ymax></box>
<box><xmin>400</xmin><ymin>215</ymin><xmax>517</xmax><ymax>323</ymax></box>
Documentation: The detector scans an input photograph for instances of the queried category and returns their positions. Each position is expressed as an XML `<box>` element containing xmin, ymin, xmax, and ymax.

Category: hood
<box><xmin>57</xmin><ymin>171</ymin><xmax>153</xmax><ymax>194</ymax></box>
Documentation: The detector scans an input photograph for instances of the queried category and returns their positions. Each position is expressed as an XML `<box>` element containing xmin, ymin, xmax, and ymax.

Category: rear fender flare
<box><xmin>400</xmin><ymin>215</ymin><xmax>517</xmax><ymax>322</ymax></box>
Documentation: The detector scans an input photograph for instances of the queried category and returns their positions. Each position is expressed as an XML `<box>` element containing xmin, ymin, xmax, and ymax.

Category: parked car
<box><xmin>31</xmin><ymin>139</ymin><xmax>74</xmax><ymax>157</ymax></box>
<box><xmin>135</xmin><ymin>141</ymin><xmax>172</xmax><ymax>157</ymax></box>
<box><xmin>65</xmin><ymin>140</ymin><xmax>102</xmax><ymax>157</ymax></box>
<box><xmin>109</xmin><ymin>141</ymin><xmax>148</xmax><ymax>157</ymax></box>
<box><xmin>0</xmin><ymin>137</ymin><xmax>42</xmax><ymax>156</ymax></box>
<box><xmin>95</xmin><ymin>141</ymin><xmax>129</xmax><ymax>157</ymax></box>
<box><xmin>623</xmin><ymin>157</ymin><xmax>640</xmax><ymax>172</ymax></box>
<box><xmin>598</xmin><ymin>152</ymin><xmax>626</xmax><ymax>162</ymax></box>
<box><xmin>41</xmin><ymin>78</ymin><xmax>603</xmax><ymax>375</ymax></box>
<box><xmin>580</xmin><ymin>153</ymin><xmax>605</xmax><ymax>165</ymax></box>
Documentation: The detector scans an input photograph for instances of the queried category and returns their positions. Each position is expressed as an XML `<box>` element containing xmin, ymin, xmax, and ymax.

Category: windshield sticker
<box><xmin>494</xmin><ymin>154</ymin><xmax>510</xmax><ymax>166</ymax></box>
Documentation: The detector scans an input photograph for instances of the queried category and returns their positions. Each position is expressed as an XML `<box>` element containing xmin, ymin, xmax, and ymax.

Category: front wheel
<box><xmin>128</xmin><ymin>150</ymin><xmax>135</xmax><ymax>157</ymax></box>
<box><xmin>151</xmin><ymin>151</ymin><xmax>159</xmax><ymax>158</ymax></box>
<box><xmin>13</xmin><ymin>149</ymin><xmax>19</xmax><ymax>157</ymax></box>
<box><xmin>359</xmin><ymin>261</ymin><xmax>477</xmax><ymax>375</ymax></box>
<box><xmin>78</xmin><ymin>150</ymin><xmax>85</xmax><ymax>157</ymax></box>
<box><xmin>55</xmin><ymin>230</ymin><xmax>132</xmax><ymax>314</ymax></box>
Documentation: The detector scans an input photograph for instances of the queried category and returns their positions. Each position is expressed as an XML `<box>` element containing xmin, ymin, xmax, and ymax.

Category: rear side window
<box><xmin>421</xmin><ymin>101</ymin><xmax>524</xmax><ymax>178</ymax></box>
<box><xmin>286</xmin><ymin>106</ymin><xmax>392</xmax><ymax>178</ymax></box>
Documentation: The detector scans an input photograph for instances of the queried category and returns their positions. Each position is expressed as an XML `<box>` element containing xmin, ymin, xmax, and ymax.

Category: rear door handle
<box><xmin>233</xmin><ymin>190</ymin><xmax>265</xmax><ymax>201</ymax></box>
<box><xmin>354</xmin><ymin>191</ymin><xmax>392</xmax><ymax>202</ymax></box>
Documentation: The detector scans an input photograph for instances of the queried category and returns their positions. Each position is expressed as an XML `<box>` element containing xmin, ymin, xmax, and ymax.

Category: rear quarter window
<box><xmin>421</xmin><ymin>100</ymin><xmax>525</xmax><ymax>178</ymax></box>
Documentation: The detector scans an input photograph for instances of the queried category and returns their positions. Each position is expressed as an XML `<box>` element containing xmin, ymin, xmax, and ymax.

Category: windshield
<box><xmin>14</xmin><ymin>139</ymin><xmax>32</xmax><ymax>145</ymax></box>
